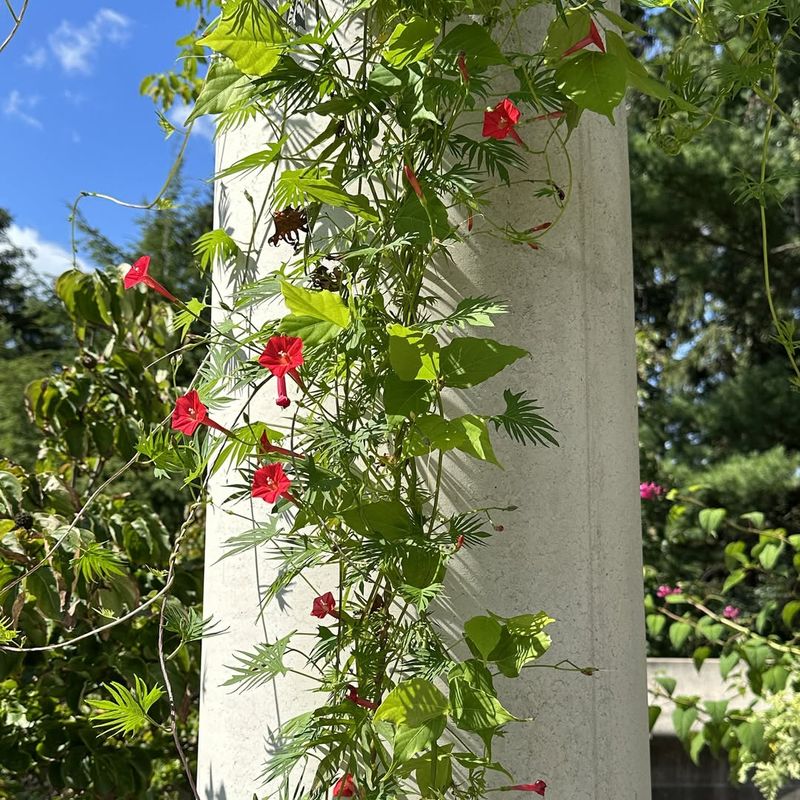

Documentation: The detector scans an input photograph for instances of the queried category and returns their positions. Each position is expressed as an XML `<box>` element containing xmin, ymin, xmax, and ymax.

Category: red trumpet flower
<box><xmin>511</xmin><ymin>782</ymin><xmax>547</xmax><ymax>795</ymax></box>
<box><xmin>311</xmin><ymin>591</ymin><xmax>338</xmax><ymax>619</ymax></box>
<box><xmin>562</xmin><ymin>19</ymin><xmax>605</xmax><ymax>57</ymax></box>
<box><xmin>346</xmin><ymin>684</ymin><xmax>378</xmax><ymax>711</ymax></box>
<box><xmin>171</xmin><ymin>390</ymin><xmax>231</xmax><ymax>436</ymax></box>
<box><xmin>483</xmin><ymin>98</ymin><xmax>524</xmax><ymax>146</ymax></box>
<box><xmin>252</xmin><ymin>463</ymin><xmax>295</xmax><ymax>505</ymax></box>
<box><xmin>258</xmin><ymin>335</ymin><xmax>304</xmax><ymax>409</ymax></box>
<box><xmin>123</xmin><ymin>256</ymin><xmax>179</xmax><ymax>303</ymax></box>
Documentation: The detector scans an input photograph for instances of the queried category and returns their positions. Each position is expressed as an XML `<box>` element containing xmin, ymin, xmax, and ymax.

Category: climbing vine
<box><xmin>2</xmin><ymin>0</ymin><xmax>800</xmax><ymax>797</ymax></box>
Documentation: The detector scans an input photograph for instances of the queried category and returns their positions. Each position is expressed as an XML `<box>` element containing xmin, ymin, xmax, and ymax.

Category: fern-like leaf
<box><xmin>164</xmin><ymin>599</ymin><xmax>227</xmax><ymax>645</ymax></box>
<box><xmin>491</xmin><ymin>389</ymin><xmax>558</xmax><ymax>447</ymax></box>
<box><xmin>72</xmin><ymin>543</ymin><xmax>125</xmax><ymax>583</ymax></box>
<box><xmin>420</xmin><ymin>296</ymin><xmax>509</xmax><ymax>331</ymax></box>
<box><xmin>0</xmin><ymin>616</ymin><xmax>17</xmax><ymax>644</ymax></box>
<box><xmin>89</xmin><ymin>676</ymin><xmax>163</xmax><ymax>738</ymax></box>
<box><xmin>223</xmin><ymin>633</ymin><xmax>293</xmax><ymax>692</ymax></box>
<box><xmin>193</xmin><ymin>228</ymin><xmax>239</xmax><ymax>272</ymax></box>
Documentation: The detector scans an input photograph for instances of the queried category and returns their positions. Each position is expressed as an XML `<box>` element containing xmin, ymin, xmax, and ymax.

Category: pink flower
<box><xmin>171</xmin><ymin>390</ymin><xmax>230</xmax><ymax>437</ymax></box>
<box><xmin>562</xmin><ymin>19</ymin><xmax>605</xmax><ymax>57</ymax></box>
<box><xmin>311</xmin><ymin>591</ymin><xmax>337</xmax><ymax>619</ymax></box>
<box><xmin>723</xmin><ymin>605</ymin><xmax>740</xmax><ymax>620</ymax></box>
<box><xmin>252</xmin><ymin>463</ymin><xmax>294</xmax><ymax>505</ymax></box>
<box><xmin>640</xmin><ymin>482</ymin><xmax>665</xmax><ymax>501</ymax></box>
<box><xmin>258</xmin><ymin>335</ymin><xmax>304</xmax><ymax>409</ymax></box>
<box><xmin>346</xmin><ymin>684</ymin><xmax>378</xmax><ymax>711</ymax></box>
<box><xmin>656</xmin><ymin>585</ymin><xmax>680</xmax><ymax>599</ymax></box>
<box><xmin>483</xmin><ymin>99</ymin><xmax>524</xmax><ymax>146</ymax></box>
<box><xmin>511</xmin><ymin>782</ymin><xmax>547</xmax><ymax>795</ymax></box>
<box><xmin>123</xmin><ymin>256</ymin><xmax>179</xmax><ymax>303</ymax></box>
<box><xmin>403</xmin><ymin>164</ymin><xmax>424</xmax><ymax>200</ymax></box>
<box><xmin>333</xmin><ymin>774</ymin><xmax>356</xmax><ymax>798</ymax></box>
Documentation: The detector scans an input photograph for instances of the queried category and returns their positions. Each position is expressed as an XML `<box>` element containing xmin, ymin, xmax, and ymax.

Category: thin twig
<box><xmin>0</xmin><ymin>0</ymin><xmax>28</xmax><ymax>54</ymax></box>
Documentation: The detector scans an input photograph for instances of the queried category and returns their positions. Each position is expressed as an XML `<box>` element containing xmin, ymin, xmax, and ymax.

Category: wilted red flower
<box><xmin>258</xmin><ymin>335</ymin><xmax>304</xmax><ymax>409</ymax></box>
<box><xmin>403</xmin><ymin>164</ymin><xmax>424</xmax><ymax>200</ymax></box>
<box><xmin>532</xmin><ymin>111</ymin><xmax>565</xmax><ymax>122</ymax></box>
<box><xmin>346</xmin><ymin>684</ymin><xmax>378</xmax><ymax>711</ymax></box>
<box><xmin>311</xmin><ymin>591</ymin><xmax>338</xmax><ymax>619</ymax></box>
<box><xmin>483</xmin><ymin>99</ymin><xmax>524</xmax><ymax>146</ymax></box>
<box><xmin>467</xmin><ymin>212</ymin><xmax>474</xmax><ymax>232</ymax></box>
<box><xmin>333</xmin><ymin>774</ymin><xmax>356</xmax><ymax>798</ymax></box>
<box><xmin>171</xmin><ymin>390</ymin><xmax>230</xmax><ymax>436</ymax></box>
<box><xmin>562</xmin><ymin>19</ymin><xmax>605</xmax><ymax>57</ymax></box>
<box><xmin>252</xmin><ymin>463</ymin><xmax>294</xmax><ymax>505</ymax></box>
<box><xmin>527</xmin><ymin>222</ymin><xmax>552</xmax><ymax>250</ymax></box>
<box><xmin>123</xmin><ymin>256</ymin><xmax>179</xmax><ymax>303</ymax></box>
<box><xmin>455</xmin><ymin>534</ymin><xmax>465</xmax><ymax>551</ymax></box>
<box><xmin>511</xmin><ymin>782</ymin><xmax>547</xmax><ymax>796</ymax></box>
<box><xmin>457</xmin><ymin>50</ymin><xmax>469</xmax><ymax>83</ymax></box>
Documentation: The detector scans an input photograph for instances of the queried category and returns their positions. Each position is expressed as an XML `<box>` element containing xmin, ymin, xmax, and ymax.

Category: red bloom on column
<box><xmin>252</xmin><ymin>463</ymin><xmax>294</xmax><ymax>504</ymax></box>
<box><xmin>123</xmin><ymin>256</ymin><xmax>179</xmax><ymax>303</ymax></box>
<box><xmin>483</xmin><ymin>99</ymin><xmax>524</xmax><ymax>146</ymax></box>
<box><xmin>511</xmin><ymin>782</ymin><xmax>547</xmax><ymax>795</ymax></box>
<box><xmin>457</xmin><ymin>50</ymin><xmax>469</xmax><ymax>83</ymax></box>
<box><xmin>562</xmin><ymin>19</ymin><xmax>605</xmax><ymax>57</ymax></box>
<box><xmin>403</xmin><ymin>164</ymin><xmax>424</xmax><ymax>200</ymax></box>
<box><xmin>171</xmin><ymin>390</ymin><xmax>230</xmax><ymax>436</ymax></box>
<box><xmin>258</xmin><ymin>335</ymin><xmax>304</xmax><ymax>409</ymax></box>
<box><xmin>333</xmin><ymin>774</ymin><xmax>356</xmax><ymax>798</ymax></box>
<box><xmin>311</xmin><ymin>591</ymin><xmax>338</xmax><ymax>619</ymax></box>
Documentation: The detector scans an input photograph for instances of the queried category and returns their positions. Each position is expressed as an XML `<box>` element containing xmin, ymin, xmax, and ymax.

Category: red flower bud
<box><xmin>333</xmin><ymin>774</ymin><xmax>356</xmax><ymax>798</ymax></box>
<box><xmin>403</xmin><ymin>164</ymin><xmax>424</xmax><ymax>200</ymax></box>
<box><xmin>457</xmin><ymin>50</ymin><xmax>469</xmax><ymax>83</ymax></box>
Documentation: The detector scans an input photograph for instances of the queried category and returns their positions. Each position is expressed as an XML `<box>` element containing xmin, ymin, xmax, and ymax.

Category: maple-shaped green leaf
<box><xmin>186</xmin><ymin>60</ymin><xmax>252</xmax><ymax>123</ymax></box>
<box><xmin>198</xmin><ymin>0</ymin><xmax>287</xmax><ymax>78</ymax></box>
<box><xmin>555</xmin><ymin>51</ymin><xmax>627</xmax><ymax>119</ymax></box>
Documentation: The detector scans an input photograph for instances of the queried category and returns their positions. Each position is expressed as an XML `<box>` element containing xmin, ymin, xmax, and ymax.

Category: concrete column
<box><xmin>197</xmin><ymin>13</ymin><xmax>650</xmax><ymax>800</ymax></box>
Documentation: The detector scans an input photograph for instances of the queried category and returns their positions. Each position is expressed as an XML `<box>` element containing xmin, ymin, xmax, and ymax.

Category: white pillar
<box><xmin>197</xmin><ymin>18</ymin><xmax>650</xmax><ymax>800</ymax></box>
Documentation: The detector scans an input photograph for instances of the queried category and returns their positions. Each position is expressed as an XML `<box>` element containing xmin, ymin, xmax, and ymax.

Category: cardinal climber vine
<box><xmin>2</xmin><ymin>0</ymin><xmax>681</xmax><ymax>797</ymax></box>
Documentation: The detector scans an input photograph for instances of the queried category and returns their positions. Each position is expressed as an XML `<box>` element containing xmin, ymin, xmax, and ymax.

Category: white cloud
<box><xmin>3</xmin><ymin>90</ymin><xmax>42</xmax><ymax>129</ymax></box>
<box><xmin>48</xmin><ymin>8</ymin><xmax>131</xmax><ymax>74</ymax></box>
<box><xmin>23</xmin><ymin>46</ymin><xmax>47</xmax><ymax>68</ymax></box>
<box><xmin>167</xmin><ymin>101</ymin><xmax>215</xmax><ymax>143</ymax></box>
<box><xmin>7</xmin><ymin>224</ymin><xmax>85</xmax><ymax>277</ymax></box>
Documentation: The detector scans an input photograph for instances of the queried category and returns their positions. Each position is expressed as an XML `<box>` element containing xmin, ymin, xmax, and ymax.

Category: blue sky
<box><xmin>0</xmin><ymin>2</ymin><xmax>214</xmax><ymax>276</ymax></box>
